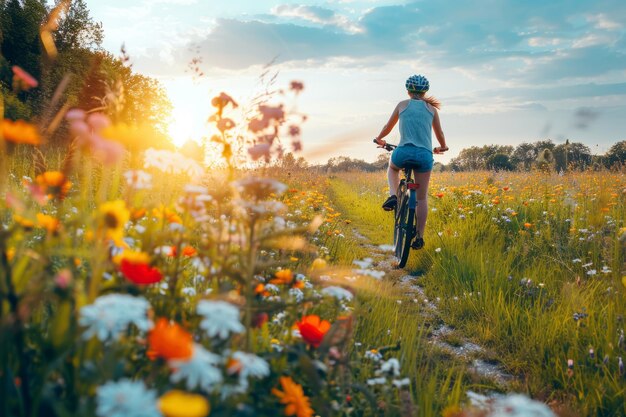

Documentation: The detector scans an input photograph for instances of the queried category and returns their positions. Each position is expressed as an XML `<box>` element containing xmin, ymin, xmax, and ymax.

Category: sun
<box><xmin>167</xmin><ymin>107</ymin><xmax>198</xmax><ymax>148</ymax></box>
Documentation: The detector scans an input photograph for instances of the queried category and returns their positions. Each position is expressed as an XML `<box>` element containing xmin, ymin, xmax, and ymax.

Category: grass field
<box><xmin>330</xmin><ymin>169</ymin><xmax>626</xmax><ymax>416</ymax></box>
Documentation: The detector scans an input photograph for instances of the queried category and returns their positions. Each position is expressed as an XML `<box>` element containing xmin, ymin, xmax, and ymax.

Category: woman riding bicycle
<box><xmin>374</xmin><ymin>74</ymin><xmax>448</xmax><ymax>250</ymax></box>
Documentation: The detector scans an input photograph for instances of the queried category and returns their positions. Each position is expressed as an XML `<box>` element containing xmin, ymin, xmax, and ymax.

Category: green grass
<box><xmin>329</xmin><ymin>170</ymin><xmax>626</xmax><ymax>416</ymax></box>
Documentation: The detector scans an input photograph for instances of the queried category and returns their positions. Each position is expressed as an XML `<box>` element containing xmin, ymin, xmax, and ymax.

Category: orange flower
<box><xmin>524</xmin><ymin>222</ymin><xmax>532</xmax><ymax>229</ymax></box>
<box><xmin>272</xmin><ymin>376</ymin><xmax>314</xmax><ymax>417</ymax></box>
<box><xmin>182</xmin><ymin>246</ymin><xmax>197</xmax><ymax>257</ymax></box>
<box><xmin>1</xmin><ymin>119</ymin><xmax>42</xmax><ymax>145</ymax></box>
<box><xmin>296</xmin><ymin>315</ymin><xmax>331</xmax><ymax>348</ymax></box>
<box><xmin>148</xmin><ymin>318</ymin><xmax>193</xmax><ymax>361</ymax></box>
<box><xmin>435</xmin><ymin>192</ymin><xmax>444</xmax><ymax>198</ymax></box>
<box><xmin>271</xmin><ymin>269</ymin><xmax>294</xmax><ymax>285</ymax></box>
<box><xmin>36</xmin><ymin>213</ymin><xmax>60</xmax><ymax>234</ymax></box>
<box><xmin>13</xmin><ymin>214</ymin><xmax>35</xmax><ymax>230</ymax></box>
<box><xmin>35</xmin><ymin>171</ymin><xmax>72</xmax><ymax>200</ymax></box>
<box><xmin>153</xmin><ymin>205</ymin><xmax>182</xmax><ymax>224</ymax></box>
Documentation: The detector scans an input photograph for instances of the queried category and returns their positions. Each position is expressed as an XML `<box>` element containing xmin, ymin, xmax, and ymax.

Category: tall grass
<box><xmin>330</xmin><ymin>169</ymin><xmax>626</xmax><ymax>416</ymax></box>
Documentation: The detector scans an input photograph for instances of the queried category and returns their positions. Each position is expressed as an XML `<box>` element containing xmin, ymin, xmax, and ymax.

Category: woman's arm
<box><xmin>374</xmin><ymin>104</ymin><xmax>400</xmax><ymax>146</ymax></box>
<box><xmin>432</xmin><ymin>108</ymin><xmax>448</xmax><ymax>153</ymax></box>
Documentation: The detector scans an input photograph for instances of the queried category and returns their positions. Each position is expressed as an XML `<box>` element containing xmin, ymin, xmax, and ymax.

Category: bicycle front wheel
<box><xmin>394</xmin><ymin>194</ymin><xmax>415</xmax><ymax>268</ymax></box>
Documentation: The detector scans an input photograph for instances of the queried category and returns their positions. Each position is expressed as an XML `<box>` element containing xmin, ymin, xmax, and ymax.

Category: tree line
<box><xmin>1</xmin><ymin>0</ymin><xmax>172</xmax><ymax>148</ymax></box>
<box><xmin>312</xmin><ymin>139</ymin><xmax>625</xmax><ymax>173</ymax></box>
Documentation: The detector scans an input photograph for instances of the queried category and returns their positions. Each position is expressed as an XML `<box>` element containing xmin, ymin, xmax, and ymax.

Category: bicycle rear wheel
<box><xmin>394</xmin><ymin>192</ymin><xmax>415</xmax><ymax>268</ymax></box>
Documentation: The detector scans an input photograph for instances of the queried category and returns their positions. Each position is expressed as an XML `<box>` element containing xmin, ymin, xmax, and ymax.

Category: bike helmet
<box><xmin>405</xmin><ymin>74</ymin><xmax>429</xmax><ymax>93</ymax></box>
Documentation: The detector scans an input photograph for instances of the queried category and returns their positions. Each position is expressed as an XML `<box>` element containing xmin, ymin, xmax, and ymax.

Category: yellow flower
<box><xmin>6</xmin><ymin>248</ymin><xmax>15</xmax><ymax>262</ymax></box>
<box><xmin>310</xmin><ymin>258</ymin><xmax>327</xmax><ymax>270</ymax></box>
<box><xmin>37</xmin><ymin>213</ymin><xmax>60</xmax><ymax>234</ymax></box>
<box><xmin>98</xmin><ymin>200</ymin><xmax>130</xmax><ymax>245</ymax></box>
<box><xmin>159</xmin><ymin>390</ymin><xmax>209</xmax><ymax>417</ymax></box>
<box><xmin>1</xmin><ymin>119</ymin><xmax>42</xmax><ymax>145</ymax></box>
<box><xmin>113</xmin><ymin>250</ymin><xmax>150</xmax><ymax>265</ymax></box>
<box><xmin>272</xmin><ymin>376</ymin><xmax>314</xmax><ymax>417</ymax></box>
<box><xmin>14</xmin><ymin>214</ymin><xmax>35</xmax><ymax>230</ymax></box>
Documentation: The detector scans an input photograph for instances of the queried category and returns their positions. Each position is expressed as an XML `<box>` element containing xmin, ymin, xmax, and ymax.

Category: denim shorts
<box><xmin>391</xmin><ymin>145</ymin><xmax>434</xmax><ymax>172</ymax></box>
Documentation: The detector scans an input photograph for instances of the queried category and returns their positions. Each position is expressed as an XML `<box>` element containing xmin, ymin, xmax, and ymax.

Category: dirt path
<box><xmin>351</xmin><ymin>227</ymin><xmax>515</xmax><ymax>390</ymax></box>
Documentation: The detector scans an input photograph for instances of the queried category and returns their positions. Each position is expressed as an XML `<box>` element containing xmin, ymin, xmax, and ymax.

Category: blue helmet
<box><xmin>405</xmin><ymin>74</ymin><xmax>429</xmax><ymax>92</ymax></box>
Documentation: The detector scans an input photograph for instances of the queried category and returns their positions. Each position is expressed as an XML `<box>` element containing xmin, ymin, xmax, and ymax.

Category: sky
<box><xmin>84</xmin><ymin>0</ymin><xmax>626</xmax><ymax>163</ymax></box>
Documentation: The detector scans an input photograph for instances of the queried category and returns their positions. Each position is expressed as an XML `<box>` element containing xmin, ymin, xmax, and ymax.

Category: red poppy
<box><xmin>296</xmin><ymin>315</ymin><xmax>331</xmax><ymax>348</ymax></box>
<box><xmin>120</xmin><ymin>259</ymin><xmax>163</xmax><ymax>285</ymax></box>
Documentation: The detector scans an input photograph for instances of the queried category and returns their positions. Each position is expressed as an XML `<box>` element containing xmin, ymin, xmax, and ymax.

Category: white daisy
<box><xmin>169</xmin><ymin>344</ymin><xmax>223</xmax><ymax>392</ymax></box>
<box><xmin>197</xmin><ymin>300</ymin><xmax>245</xmax><ymax>339</ymax></box>
<box><xmin>96</xmin><ymin>379</ymin><xmax>160</xmax><ymax>417</ymax></box>
<box><xmin>79</xmin><ymin>294</ymin><xmax>152</xmax><ymax>342</ymax></box>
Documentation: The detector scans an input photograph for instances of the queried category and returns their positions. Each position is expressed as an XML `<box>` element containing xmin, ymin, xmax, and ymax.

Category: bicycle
<box><xmin>374</xmin><ymin>140</ymin><xmax>447</xmax><ymax>268</ymax></box>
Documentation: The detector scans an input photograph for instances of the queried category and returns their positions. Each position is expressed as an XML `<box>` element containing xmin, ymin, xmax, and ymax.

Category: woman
<box><xmin>374</xmin><ymin>74</ymin><xmax>448</xmax><ymax>249</ymax></box>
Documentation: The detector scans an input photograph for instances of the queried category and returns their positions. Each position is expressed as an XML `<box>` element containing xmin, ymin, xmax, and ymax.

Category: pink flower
<box><xmin>248</xmin><ymin>117</ymin><xmax>269</xmax><ymax>133</ymax></box>
<box><xmin>12</xmin><ymin>66</ymin><xmax>38</xmax><ymax>89</ymax></box>
<box><xmin>290</xmin><ymin>80</ymin><xmax>304</xmax><ymax>93</ymax></box>
<box><xmin>259</xmin><ymin>105</ymin><xmax>285</xmax><ymax>122</ymax></box>
<box><xmin>288</xmin><ymin>125</ymin><xmax>301</xmax><ymax>137</ymax></box>
<box><xmin>292</xmin><ymin>140</ymin><xmax>302</xmax><ymax>152</ymax></box>
<box><xmin>54</xmin><ymin>269</ymin><xmax>72</xmax><ymax>289</ymax></box>
<box><xmin>65</xmin><ymin>110</ymin><xmax>124</xmax><ymax>165</ymax></box>
<box><xmin>248</xmin><ymin>143</ymin><xmax>271</xmax><ymax>161</ymax></box>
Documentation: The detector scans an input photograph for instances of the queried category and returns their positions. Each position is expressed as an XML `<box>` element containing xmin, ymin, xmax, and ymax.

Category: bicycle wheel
<box><xmin>393</xmin><ymin>182</ymin><xmax>407</xmax><ymax>249</ymax></box>
<box><xmin>394</xmin><ymin>194</ymin><xmax>415</xmax><ymax>268</ymax></box>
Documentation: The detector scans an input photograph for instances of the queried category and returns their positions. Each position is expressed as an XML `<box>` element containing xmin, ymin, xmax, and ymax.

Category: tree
<box><xmin>53</xmin><ymin>0</ymin><xmax>103</xmax><ymax>52</ymax></box>
<box><xmin>486</xmin><ymin>153</ymin><xmax>514</xmax><ymax>171</ymax></box>
<box><xmin>604</xmin><ymin>140</ymin><xmax>626</xmax><ymax>169</ymax></box>
<box><xmin>535</xmin><ymin>148</ymin><xmax>555</xmax><ymax>172</ymax></box>
<box><xmin>553</xmin><ymin>141</ymin><xmax>591</xmax><ymax>172</ymax></box>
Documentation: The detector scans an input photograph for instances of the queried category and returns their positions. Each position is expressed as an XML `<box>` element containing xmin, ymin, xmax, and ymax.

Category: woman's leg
<box><xmin>413</xmin><ymin>170</ymin><xmax>432</xmax><ymax>238</ymax></box>
<box><xmin>388</xmin><ymin>161</ymin><xmax>401</xmax><ymax>196</ymax></box>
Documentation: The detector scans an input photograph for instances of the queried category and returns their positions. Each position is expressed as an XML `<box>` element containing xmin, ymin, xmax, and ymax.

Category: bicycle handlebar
<box><xmin>373</xmin><ymin>138</ymin><xmax>448</xmax><ymax>154</ymax></box>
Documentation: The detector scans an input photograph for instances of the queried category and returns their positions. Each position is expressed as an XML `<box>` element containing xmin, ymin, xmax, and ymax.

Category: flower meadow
<box><xmin>0</xmin><ymin>51</ymin><xmax>434</xmax><ymax>416</ymax></box>
<box><xmin>330</xmin><ymin>170</ymin><xmax>625</xmax><ymax>416</ymax></box>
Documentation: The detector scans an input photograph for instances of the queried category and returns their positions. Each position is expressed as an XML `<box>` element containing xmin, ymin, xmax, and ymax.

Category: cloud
<box><xmin>271</xmin><ymin>4</ymin><xmax>362</xmax><ymax>33</ymax></box>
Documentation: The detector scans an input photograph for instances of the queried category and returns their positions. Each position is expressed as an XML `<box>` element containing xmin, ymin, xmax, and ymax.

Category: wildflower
<box><xmin>228</xmin><ymin>351</ymin><xmax>270</xmax><ymax>381</ymax></box>
<box><xmin>1</xmin><ymin>119</ymin><xmax>42</xmax><ymax>145</ymax></box>
<box><xmin>392</xmin><ymin>378</ymin><xmax>410</xmax><ymax>387</ymax></box>
<box><xmin>271</xmin><ymin>269</ymin><xmax>294</xmax><ymax>285</ymax></box>
<box><xmin>119</xmin><ymin>251</ymin><xmax>164</xmax><ymax>285</ymax></box>
<box><xmin>98</xmin><ymin>200</ymin><xmax>130</xmax><ymax>245</ymax></box>
<box><xmin>196</xmin><ymin>300</ymin><xmax>245</xmax><ymax>339</ymax></box>
<box><xmin>367</xmin><ymin>377</ymin><xmax>387</xmax><ymax>386</ymax></box>
<box><xmin>123</xmin><ymin>170</ymin><xmax>152</xmax><ymax>190</ymax></box>
<box><xmin>365</xmin><ymin>349</ymin><xmax>382</xmax><ymax>361</ymax></box>
<box><xmin>488</xmin><ymin>394</ymin><xmax>556</xmax><ymax>417</ymax></box>
<box><xmin>35</xmin><ymin>171</ymin><xmax>72</xmax><ymax>200</ymax></box>
<box><xmin>153</xmin><ymin>205</ymin><xmax>183</xmax><ymax>225</ymax></box>
<box><xmin>79</xmin><ymin>294</ymin><xmax>152</xmax><ymax>341</ymax></box>
<box><xmin>96</xmin><ymin>379</ymin><xmax>160</xmax><ymax>417</ymax></box>
<box><xmin>148</xmin><ymin>318</ymin><xmax>193</xmax><ymax>361</ymax></box>
<box><xmin>36</xmin><ymin>213</ymin><xmax>60</xmax><ymax>234</ymax></box>
<box><xmin>14</xmin><ymin>214</ymin><xmax>35</xmax><ymax>230</ymax></box>
<box><xmin>272</xmin><ymin>376</ymin><xmax>314</xmax><ymax>417</ymax></box>
<box><xmin>216</xmin><ymin>118</ymin><xmax>235</xmax><ymax>132</ymax></box>
<box><xmin>54</xmin><ymin>269</ymin><xmax>72</xmax><ymax>289</ymax></box>
<box><xmin>289</xmin><ymin>287</ymin><xmax>304</xmax><ymax>302</ymax></box>
<box><xmin>233</xmin><ymin>177</ymin><xmax>287</xmax><ymax>200</ymax></box>
<box><xmin>296</xmin><ymin>315</ymin><xmax>331</xmax><ymax>348</ymax></box>
<box><xmin>435</xmin><ymin>247</ymin><xmax>442</xmax><ymax>253</ymax></box>
<box><xmin>66</xmin><ymin>111</ymin><xmax>125</xmax><ymax>165</ymax></box>
<box><xmin>524</xmin><ymin>222</ymin><xmax>532</xmax><ymax>228</ymax></box>
<box><xmin>159</xmin><ymin>390</ymin><xmax>209</xmax><ymax>417</ymax></box>
<box><xmin>211</xmin><ymin>92</ymin><xmax>238</xmax><ymax>111</ymax></box>
<box><xmin>11</xmin><ymin>66</ymin><xmax>38</xmax><ymax>89</ymax></box>
<box><xmin>378</xmin><ymin>358</ymin><xmax>401</xmax><ymax>377</ymax></box>
<box><xmin>321</xmin><ymin>286</ymin><xmax>353</xmax><ymax>301</ymax></box>
<box><xmin>290</xmin><ymin>80</ymin><xmax>304</xmax><ymax>93</ymax></box>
